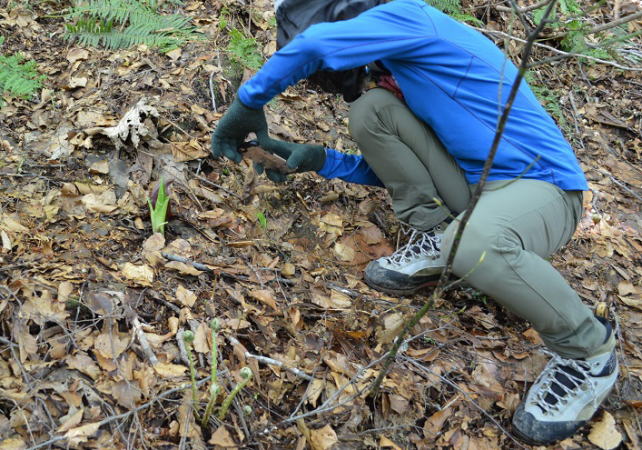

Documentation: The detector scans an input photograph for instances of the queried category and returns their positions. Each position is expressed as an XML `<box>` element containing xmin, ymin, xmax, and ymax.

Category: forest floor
<box><xmin>0</xmin><ymin>0</ymin><xmax>641</xmax><ymax>449</ymax></box>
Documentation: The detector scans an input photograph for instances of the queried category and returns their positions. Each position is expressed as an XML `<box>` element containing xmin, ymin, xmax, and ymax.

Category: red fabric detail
<box><xmin>376</xmin><ymin>74</ymin><xmax>405</xmax><ymax>101</ymax></box>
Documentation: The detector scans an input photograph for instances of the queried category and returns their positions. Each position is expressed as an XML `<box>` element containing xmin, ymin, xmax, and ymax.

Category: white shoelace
<box><xmin>533</xmin><ymin>352</ymin><xmax>598</xmax><ymax>415</ymax></box>
<box><xmin>384</xmin><ymin>227</ymin><xmax>441</xmax><ymax>266</ymax></box>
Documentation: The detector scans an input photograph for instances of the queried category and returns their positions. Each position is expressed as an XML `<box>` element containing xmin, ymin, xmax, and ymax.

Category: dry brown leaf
<box><xmin>0</xmin><ymin>214</ymin><xmax>29</xmax><ymax>233</ymax></box>
<box><xmin>165</xmin><ymin>261</ymin><xmax>203</xmax><ymax>276</ymax></box>
<box><xmin>81</xmin><ymin>190</ymin><xmax>117</xmax><ymax>214</ymax></box>
<box><xmin>64</xmin><ymin>422</ymin><xmax>101</xmax><ymax>446</ymax></box>
<box><xmin>333</xmin><ymin>242</ymin><xmax>355</xmax><ymax>262</ymax></box>
<box><xmin>588</xmin><ymin>411</ymin><xmax>622</xmax><ymax>450</ymax></box>
<box><xmin>522</xmin><ymin>327</ymin><xmax>544</xmax><ymax>345</ymax></box>
<box><xmin>208</xmin><ymin>425</ymin><xmax>237</xmax><ymax>448</ymax></box>
<box><xmin>66</xmin><ymin>352</ymin><xmax>101</xmax><ymax>379</ymax></box>
<box><xmin>171</xmin><ymin>140</ymin><xmax>208</xmax><ymax>162</ymax></box>
<box><xmin>193</xmin><ymin>321</ymin><xmax>209</xmax><ymax>353</ymax></box>
<box><xmin>249</xmin><ymin>289</ymin><xmax>278</xmax><ymax>310</ymax></box>
<box><xmin>112</xmin><ymin>380</ymin><xmax>142</xmax><ymax>409</ymax></box>
<box><xmin>617</xmin><ymin>280</ymin><xmax>637</xmax><ymax>296</ymax></box>
<box><xmin>1</xmin><ymin>230</ymin><xmax>11</xmax><ymax>252</ymax></box>
<box><xmin>424</xmin><ymin>406</ymin><xmax>453</xmax><ymax>437</ymax></box>
<box><xmin>93</xmin><ymin>332</ymin><xmax>129</xmax><ymax>359</ymax></box>
<box><xmin>66</xmin><ymin>48</ymin><xmax>89</xmax><ymax>63</ymax></box>
<box><xmin>305</xmin><ymin>379</ymin><xmax>325</xmax><ymax>408</ymax></box>
<box><xmin>57</xmin><ymin>407</ymin><xmax>84</xmax><ymax>433</ymax></box>
<box><xmin>619</xmin><ymin>295</ymin><xmax>642</xmax><ymax>311</ymax></box>
<box><xmin>154</xmin><ymin>362</ymin><xmax>187</xmax><ymax>378</ymax></box>
<box><xmin>0</xmin><ymin>437</ymin><xmax>26</xmax><ymax>449</ymax></box>
<box><xmin>379</xmin><ymin>435</ymin><xmax>402</xmax><ymax>450</ymax></box>
<box><xmin>176</xmin><ymin>284</ymin><xmax>197</xmax><ymax>307</ymax></box>
<box><xmin>121</xmin><ymin>262</ymin><xmax>154</xmax><ymax>286</ymax></box>
<box><xmin>310</xmin><ymin>424</ymin><xmax>338</xmax><ymax>450</ymax></box>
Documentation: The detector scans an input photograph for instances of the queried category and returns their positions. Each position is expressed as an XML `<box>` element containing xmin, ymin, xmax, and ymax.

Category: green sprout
<box><xmin>256</xmin><ymin>211</ymin><xmax>268</xmax><ymax>230</ymax></box>
<box><xmin>147</xmin><ymin>177</ymin><xmax>170</xmax><ymax>235</ymax></box>
<box><xmin>218</xmin><ymin>367</ymin><xmax>252</xmax><ymax>420</ymax></box>
<box><xmin>182</xmin><ymin>330</ymin><xmax>200</xmax><ymax>420</ymax></box>
<box><xmin>201</xmin><ymin>318</ymin><xmax>221</xmax><ymax>427</ymax></box>
<box><xmin>180</xmin><ymin>320</ymin><xmax>254</xmax><ymax>427</ymax></box>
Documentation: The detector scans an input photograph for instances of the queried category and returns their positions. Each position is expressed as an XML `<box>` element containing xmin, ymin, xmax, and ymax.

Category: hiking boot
<box><xmin>512</xmin><ymin>329</ymin><xmax>618</xmax><ymax>445</ymax></box>
<box><xmin>364</xmin><ymin>223</ymin><xmax>446</xmax><ymax>296</ymax></box>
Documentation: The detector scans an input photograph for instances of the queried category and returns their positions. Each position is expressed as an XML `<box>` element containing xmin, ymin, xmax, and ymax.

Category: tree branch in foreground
<box><xmin>369</xmin><ymin>0</ymin><xmax>561</xmax><ymax>396</ymax></box>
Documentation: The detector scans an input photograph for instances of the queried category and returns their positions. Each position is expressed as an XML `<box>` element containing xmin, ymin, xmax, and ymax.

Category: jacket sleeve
<box><xmin>238</xmin><ymin>0</ymin><xmax>433</xmax><ymax>108</ymax></box>
<box><xmin>317</xmin><ymin>149</ymin><xmax>383</xmax><ymax>187</ymax></box>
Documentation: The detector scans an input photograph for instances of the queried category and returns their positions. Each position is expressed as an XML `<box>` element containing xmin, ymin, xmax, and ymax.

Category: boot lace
<box><xmin>532</xmin><ymin>351</ymin><xmax>597</xmax><ymax>415</ymax></box>
<box><xmin>384</xmin><ymin>227</ymin><xmax>442</xmax><ymax>265</ymax></box>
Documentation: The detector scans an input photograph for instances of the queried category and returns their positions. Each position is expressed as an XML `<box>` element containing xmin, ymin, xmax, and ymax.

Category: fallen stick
<box><xmin>227</xmin><ymin>335</ymin><xmax>315</xmax><ymax>381</ymax></box>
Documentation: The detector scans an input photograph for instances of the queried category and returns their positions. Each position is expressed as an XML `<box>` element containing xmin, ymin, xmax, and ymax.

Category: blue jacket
<box><xmin>239</xmin><ymin>0</ymin><xmax>588</xmax><ymax>191</ymax></box>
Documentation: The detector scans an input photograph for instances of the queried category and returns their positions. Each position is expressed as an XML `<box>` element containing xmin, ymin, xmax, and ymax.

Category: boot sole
<box><xmin>364</xmin><ymin>277</ymin><xmax>440</xmax><ymax>297</ymax></box>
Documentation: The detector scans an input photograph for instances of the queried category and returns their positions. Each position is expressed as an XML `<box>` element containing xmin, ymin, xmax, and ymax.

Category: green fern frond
<box><xmin>425</xmin><ymin>0</ymin><xmax>461</xmax><ymax>14</ymax></box>
<box><xmin>0</xmin><ymin>53</ymin><xmax>45</xmax><ymax>106</ymax></box>
<box><xmin>64</xmin><ymin>0</ymin><xmax>203</xmax><ymax>51</ymax></box>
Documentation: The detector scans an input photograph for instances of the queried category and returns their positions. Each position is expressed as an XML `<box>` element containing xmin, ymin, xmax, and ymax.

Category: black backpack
<box><xmin>275</xmin><ymin>0</ymin><xmax>385</xmax><ymax>102</ymax></box>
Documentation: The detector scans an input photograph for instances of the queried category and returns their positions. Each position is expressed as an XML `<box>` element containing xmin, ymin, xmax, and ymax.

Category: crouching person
<box><xmin>210</xmin><ymin>0</ymin><xmax>618</xmax><ymax>444</ymax></box>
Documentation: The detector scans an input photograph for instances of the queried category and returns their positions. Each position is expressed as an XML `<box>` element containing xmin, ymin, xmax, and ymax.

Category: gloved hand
<box><xmin>255</xmin><ymin>137</ymin><xmax>326</xmax><ymax>182</ymax></box>
<box><xmin>211</xmin><ymin>97</ymin><xmax>268</xmax><ymax>163</ymax></box>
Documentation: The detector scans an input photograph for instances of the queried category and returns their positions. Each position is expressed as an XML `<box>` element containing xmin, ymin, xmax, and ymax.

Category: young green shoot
<box><xmin>182</xmin><ymin>330</ymin><xmax>200</xmax><ymax>421</ymax></box>
<box><xmin>256</xmin><ymin>211</ymin><xmax>268</xmax><ymax>230</ymax></box>
<box><xmin>218</xmin><ymin>367</ymin><xmax>252</xmax><ymax>420</ymax></box>
<box><xmin>201</xmin><ymin>318</ymin><xmax>221</xmax><ymax>427</ymax></box>
<box><xmin>147</xmin><ymin>177</ymin><xmax>170</xmax><ymax>235</ymax></box>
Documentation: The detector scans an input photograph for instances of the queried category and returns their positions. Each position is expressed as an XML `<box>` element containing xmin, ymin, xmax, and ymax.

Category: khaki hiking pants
<box><xmin>349</xmin><ymin>88</ymin><xmax>607</xmax><ymax>359</ymax></box>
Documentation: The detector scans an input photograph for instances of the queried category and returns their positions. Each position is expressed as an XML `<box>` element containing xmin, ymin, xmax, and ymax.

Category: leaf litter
<box><xmin>0</xmin><ymin>0</ymin><xmax>641</xmax><ymax>449</ymax></box>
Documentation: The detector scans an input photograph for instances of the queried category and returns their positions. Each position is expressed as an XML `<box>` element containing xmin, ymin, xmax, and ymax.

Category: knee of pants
<box><xmin>348</xmin><ymin>88</ymin><xmax>400</xmax><ymax>141</ymax></box>
<box><xmin>442</xmin><ymin>219</ymin><xmax>519</xmax><ymax>283</ymax></box>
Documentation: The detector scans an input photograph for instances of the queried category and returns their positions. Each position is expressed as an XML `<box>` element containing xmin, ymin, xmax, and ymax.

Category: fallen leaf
<box><xmin>66</xmin><ymin>48</ymin><xmax>89</xmax><ymax>64</ymax></box>
<box><xmin>165</xmin><ymin>261</ymin><xmax>203</xmax><ymax>276</ymax></box>
<box><xmin>193</xmin><ymin>322</ymin><xmax>209</xmax><ymax>353</ymax></box>
<box><xmin>121</xmin><ymin>262</ymin><xmax>154</xmax><ymax>286</ymax></box>
<box><xmin>310</xmin><ymin>424</ymin><xmax>337</xmax><ymax>450</ymax></box>
<box><xmin>249</xmin><ymin>289</ymin><xmax>278</xmax><ymax>310</ymax></box>
<box><xmin>166</xmin><ymin>48</ymin><xmax>182</xmax><ymax>60</ymax></box>
<box><xmin>68</xmin><ymin>76</ymin><xmax>88</xmax><ymax>88</ymax></box>
<box><xmin>208</xmin><ymin>425</ymin><xmax>237</xmax><ymax>448</ymax></box>
<box><xmin>93</xmin><ymin>332</ymin><xmax>129</xmax><ymax>359</ymax></box>
<box><xmin>66</xmin><ymin>352</ymin><xmax>101</xmax><ymax>379</ymax></box>
<box><xmin>617</xmin><ymin>281</ymin><xmax>637</xmax><ymax>296</ymax></box>
<box><xmin>588</xmin><ymin>411</ymin><xmax>622</xmax><ymax>450</ymax></box>
<box><xmin>171</xmin><ymin>140</ymin><xmax>208</xmax><ymax>162</ymax></box>
<box><xmin>522</xmin><ymin>327</ymin><xmax>544</xmax><ymax>345</ymax></box>
<box><xmin>619</xmin><ymin>295</ymin><xmax>642</xmax><ymax>311</ymax></box>
<box><xmin>379</xmin><ymin>435</ymin><xmax>402</xmax><ymax>449</ymax></box>
<box><xmin>334</xmin><ymin>242</ymin><xmax>355</xmax><ymax>262</ymax></box>
<box><xmin>81</xmin><ymin>190</ymin><xmax>117</xmax><ymax>214</ymax></box>
<box><xmin>154</xmin><ymin>362</ymin><xmax>187</xmax><ymax>378</ymax></box>
<box><xmin>176</xmin><ymin>284</ymin><xmax>197</xmax><ymax>307</ymax></box>
<box><xmin>0</xmin><ymin>437</ymin><xmax>26</xmax><ymax>449</ymax></box>
<box><xmin>112</xmin><ymin>380</ymin><xmax>142</xmax><ymax>409</ymax></box>
<box><xmin>424</xmin><ymin>406</ymin><xmax>453</xmax><ymax>437</ymax></box>
<box><xmin>57</xmin><ymin>408</ymin><xmax>84</xmax><ymax>433</ymax></box>
<box><xmin>64</xmin><ymin>422</ymin><xmax>100</xmax><ymax>446</ymax></box>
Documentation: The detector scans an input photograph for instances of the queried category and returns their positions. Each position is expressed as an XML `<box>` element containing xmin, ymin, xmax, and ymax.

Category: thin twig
<box><xmin>370</xmin><ymin>0</ymin><xmax>561</xmax><ymax>397</ymax></box>
<box><xmin>131</xmin><ymin>315</ymin><xmax>158</xmax><ymax>366</ymax></box>
<box><xmin>402</xmin><ymin>356</ymin><xmax>527</xmax><ymax>449</ymax></box>
<box><xmin>26</xmin><ymin>377</ymin><xmax>213</xmax><ymax>450</ymax></box>
<box><xmin>162</xmin><ymin>253</ymin><xmax>213</xmax><ymax>272</ymax></box>
<box><xmin>496</xmin><ymin>0</ymin><xmax>551</xmax><ymax>13</ymax></box>
<box><xmin>194</xmin><ymin>174</ymin><xmax>243</xmax><ymax>200</ymax></box>
<box><xmin>473</xmin><ymin>27</ymin><xmax>642</xmax><ymax>71</ymax></box>
<box><xmin>227</xmin><ymin>335</ymin><xmax>315</xmax><ymax>381</ymax></box>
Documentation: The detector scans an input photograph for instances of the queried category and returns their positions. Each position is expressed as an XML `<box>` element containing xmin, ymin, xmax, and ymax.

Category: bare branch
<box><xmin>369</xmin><ymin>0</ymin><xmax>561</xmax><ymax>397</ymax></box>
